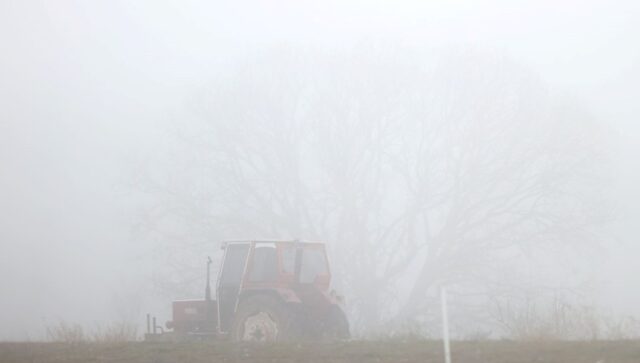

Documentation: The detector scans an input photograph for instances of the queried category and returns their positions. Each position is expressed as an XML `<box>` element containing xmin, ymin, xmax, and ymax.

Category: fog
<box><xmin>1</xmin><ymin>0</ymin><xmax>639</xmax><ymax>341</ymax></box>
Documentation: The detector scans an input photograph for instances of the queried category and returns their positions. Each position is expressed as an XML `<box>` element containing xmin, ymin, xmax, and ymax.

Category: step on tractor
<box><xmin>145</xmin><ymin>240</ymin><xmax>350</xmax><ymax>342</ymax></box>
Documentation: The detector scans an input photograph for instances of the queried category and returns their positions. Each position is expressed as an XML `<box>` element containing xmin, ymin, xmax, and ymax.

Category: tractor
<box><xmin>145</xmin><ymin>240</ymin><xmax>349</xmax><ymax>342</ymax></box>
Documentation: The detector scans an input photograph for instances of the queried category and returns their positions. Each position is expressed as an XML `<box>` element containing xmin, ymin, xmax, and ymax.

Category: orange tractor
<box><xmin>146</xmin><ymin>240</ymin><xmax>349</xmax><ymax>342</ymax></box>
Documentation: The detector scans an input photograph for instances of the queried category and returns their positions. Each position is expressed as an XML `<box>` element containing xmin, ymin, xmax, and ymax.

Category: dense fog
<box><xmin>1</xmin><ymin>0</ymin><xmax>639</xmax><ymax>341</ymax></box>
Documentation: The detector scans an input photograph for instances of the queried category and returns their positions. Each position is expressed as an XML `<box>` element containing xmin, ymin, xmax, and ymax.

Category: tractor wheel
<box><xmin>320</xmin><ymin>306</ymin><xmax>350</xmax><ymax>340</ymax></box>
<box><xmin>231</xmin><ymin>295</ymin><xmax>293</xmax><ymax>342</ymax></box>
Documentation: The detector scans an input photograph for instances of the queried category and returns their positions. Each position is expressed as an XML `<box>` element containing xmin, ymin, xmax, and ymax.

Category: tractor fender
<box><xmin>274</xmin><ymin>288</ymin><xmax>302</xmax><ymax>303</ymax></box>
<box><xmin>238</xmin><ymin>288</ymin><xmax>302</xmax><ymax>306</ymax></box>
<box><xmin>322</xmin><ymin>289</ymin><xmax>346</xmax><ymax>307</ymax></box>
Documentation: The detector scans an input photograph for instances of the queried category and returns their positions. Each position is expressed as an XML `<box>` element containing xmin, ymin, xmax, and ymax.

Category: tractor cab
<box><xmin>156</xmin><ymin>240</ymin><xmax>348</xmax><ymax>342</ymax></box>
<box><xmin>217</xmin><ymin>241</ymin><xmax>333</xmax><ymax>333</ymax></box>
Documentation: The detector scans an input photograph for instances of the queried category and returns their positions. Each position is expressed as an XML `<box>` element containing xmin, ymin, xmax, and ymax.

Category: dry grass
<box><xmin>45</xmin><ymin>321</ymin><xmax>137</xmax><ymax>344</ymax></box>
<box><xmin>90</xmin><ymin>322</ymin><xmax>138</xmax><ymax>343</ymax></box>
<box><xmin>45</xmin><ymin>323</ymin><xmax>85</xmax><ymax>344</ymax></box>
<box><xmin>1</xmin><ymin>340</ymin><xmax>639</xmax><ymax>363</ymax></box>
<box><xmin>493</xmin><ymin>298</ymin><xmax>640</xmax><ymax>341</ymax></box>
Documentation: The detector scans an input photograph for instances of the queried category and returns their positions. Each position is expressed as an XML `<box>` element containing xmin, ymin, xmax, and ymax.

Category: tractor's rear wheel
<box><xmin>231</xmin><ymin>295</ymin><xmax>293</xmax><ymax>342</ymax></box>
<box><xmin>320</xmin><ymin>306</ymin><xmax>350</xmax><ymax>340</ymax></box>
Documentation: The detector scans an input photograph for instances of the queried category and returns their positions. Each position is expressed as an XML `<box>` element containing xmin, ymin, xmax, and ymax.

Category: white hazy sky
<box><xmin>1</xmin><ymin>0</ymin><xmax>639</xmax><ymax>340</ymax></box>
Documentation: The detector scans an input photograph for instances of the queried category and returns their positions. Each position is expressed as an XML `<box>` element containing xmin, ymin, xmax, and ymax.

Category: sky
<box><xmin>0</xmin><ymin>0</ymin><xmax>639</xmax><ymax>340</ymax></box>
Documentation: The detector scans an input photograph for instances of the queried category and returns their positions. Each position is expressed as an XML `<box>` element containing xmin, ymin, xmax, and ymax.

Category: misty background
<box><xmin>1</xmin><ymin>0</ymin><xmax>639</xmax><ymax>340</ymax></box>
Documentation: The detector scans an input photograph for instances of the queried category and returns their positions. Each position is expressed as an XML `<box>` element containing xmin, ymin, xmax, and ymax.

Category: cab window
<box><xmin>248</xmin><ymin>245</ymin><xmax>278</xmax><ymax>282</ymax></box>
<box><xmin>299</xmin><ymin>249</ymin><xmax>328</xmax><ymax>284</ymax></box>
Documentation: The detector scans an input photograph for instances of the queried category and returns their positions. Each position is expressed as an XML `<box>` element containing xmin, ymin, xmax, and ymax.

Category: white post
<box><xmin>441</xmin><ymin>287</ymin><xmax>452</xmax><ymax>363</ymax></box>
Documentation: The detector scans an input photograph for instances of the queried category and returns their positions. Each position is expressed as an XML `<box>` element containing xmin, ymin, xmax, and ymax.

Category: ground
<box><xmin>1</xmin><ymin>340</ymin><xmax>639</xmax><ymax>363</ymax></box>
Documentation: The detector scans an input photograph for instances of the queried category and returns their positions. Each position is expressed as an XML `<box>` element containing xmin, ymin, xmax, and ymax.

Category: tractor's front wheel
<box><xmin>231</xmin><ymin>295</ymin><xmax>293</xmax><ymax>342</ymax></box>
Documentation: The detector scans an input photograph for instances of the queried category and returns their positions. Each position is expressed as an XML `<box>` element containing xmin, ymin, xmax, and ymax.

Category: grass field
<box><xmin>1</xmin><ymin>340</ymin><xmax>639</xmax><ymax>363</ymax></box>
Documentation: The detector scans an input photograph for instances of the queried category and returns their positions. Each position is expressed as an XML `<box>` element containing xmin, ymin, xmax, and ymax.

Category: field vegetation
<box><xmin>2</xmin><ymin>340</ymin><xmax>639</xmax><ymax>363</ymax></box>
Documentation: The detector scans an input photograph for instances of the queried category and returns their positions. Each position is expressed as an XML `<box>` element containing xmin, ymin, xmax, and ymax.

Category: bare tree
<box><xmin>137</xmin><ymin>45</ymin><xmax>610</xmax><ymax>333</ymax></box>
